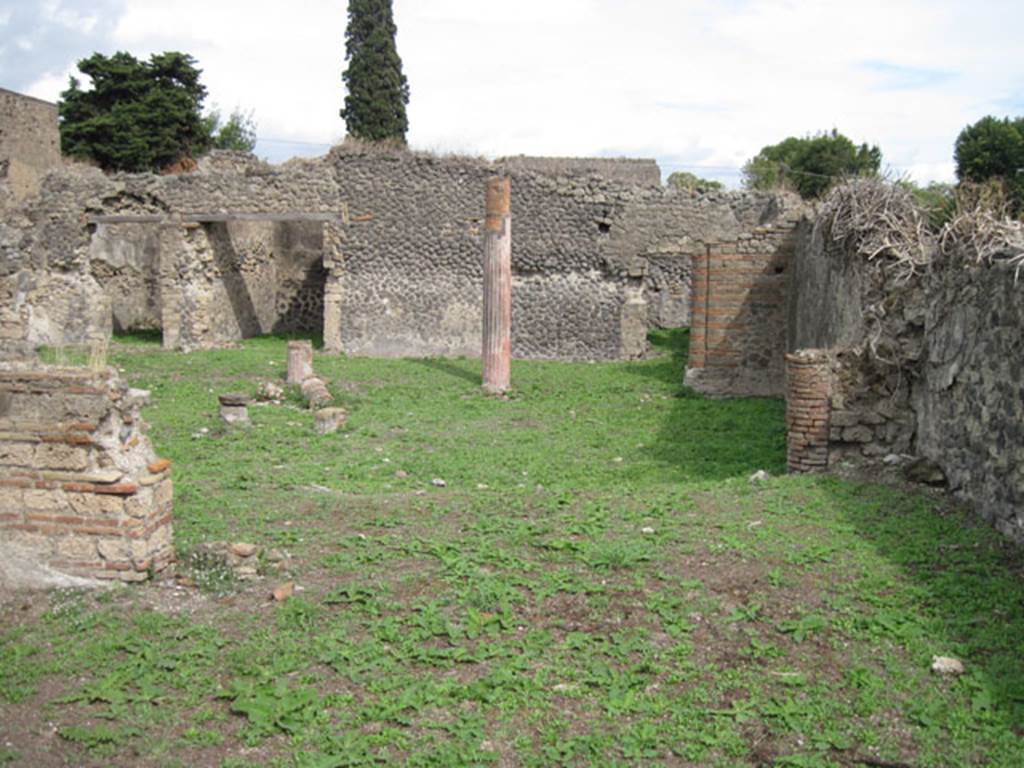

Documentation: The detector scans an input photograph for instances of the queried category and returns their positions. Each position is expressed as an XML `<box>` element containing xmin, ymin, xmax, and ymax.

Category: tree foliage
<box><xmin>667</xmin><ymin>171</ymin><xmax>723</xmax><ymax>191</ymax></box>
<box><xmin>340</xmin><ymin>0</ymin><xmax>410</xmax><ymax>143</ymax></box>
<box><xmin>954</xmin><ymin>116</ymin><xmax>1024</xmax><ymax>214</ymax></box>
<box><xmin>203</xmin><ymin>108</ymin><xmax>258</xmax><ymax>153</ymax></box>
<box><xmin>743</xmin><ymin>129</ymin><xmax>882</xmax><ymax>199</ymax></box>
<box><xmin>900</xmin><ymin>180</ymin><xmax>957</xmax><ymax>231</ymax></box>
<box><xmin>59</xmin><ymin>51</ymin><xmax>212</xmax><ymax>172</ymax></box>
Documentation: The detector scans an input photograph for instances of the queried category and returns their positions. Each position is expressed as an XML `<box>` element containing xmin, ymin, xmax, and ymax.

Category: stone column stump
<box><xmin>300</xmin><ymin>377</ymin><xmax>333</xmax><ymax>409</ymax></box>
<box><xmin>219</xmin><ymin>393</ymin><xmax>251</xmax><ymax>425</ymax></box>
<box><xmin>314</xmin><ymin>407</ymin><xmax>348</xmax><ymax>434</ymax></box>
<box><xmin>287</xmin><ymin>340</ymin><xmax>314</xmax><ymax>385</ymax></box>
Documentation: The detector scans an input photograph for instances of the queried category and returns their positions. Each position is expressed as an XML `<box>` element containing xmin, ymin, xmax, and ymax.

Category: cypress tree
<box><xmin>341</xmin><ymin>0</ymin><xmax>410</xmax><ymax>143</ymax></box>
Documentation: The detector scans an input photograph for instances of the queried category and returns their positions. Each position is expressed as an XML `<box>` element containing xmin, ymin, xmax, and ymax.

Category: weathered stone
<box><xmin>34</xmin><ymin>443</ymin><xmax>88</xmax><ymax>471</ymax></box>
<box><xmin>931</xmin><ymin>656</ymin><xmax>964</xmax><ymax>676</ymax></box>
<box><xmin>230</xmin><ymin>542</ymin><xmax>258</xmax><ymax>558</ymax></box>
<box><xmin>0</xmin><ymin>363</ymin><xmax>173</xmax><ymax>586</ymax></box>
<box><xmin>300</xmin><ymin>377</ymin><xmax>332</xmax><ymax>409</ymax></box>
<box><xmin>841</xmin><ymin>426</ymin><xmax>873</xmax><ymax>444</ymax></box>
<box><xmin>287</xmin><ymin>341</ymin><xmax>314</xmax><ymax>385</ymax></box>
<box><xmin>256</xmin><ymin>381</ymin><xmax>284</xmax><ymax>401</ymax></box>
<box><xmin>219</xmin><ymin>395</ymin><xmax>250</xmax><ymax>425</ymax></box>
<box><xmin>313</xmin><ymin>407</ymin><xmax>347</xmax><ymax>434</ymax></box>
<box><xmin>272</xmin><ymin>581</ymin><xmax>295</xmax><ymax>601</ymax></box>
<box><xmin>148</xmin><ymin>458</ymin><xmax>171</xmax><ymax>474</ymax></box>
<box><xmin>904</xmin><ymin>457</ymin><xmax>947</xmax><ymax>487</ymax></box>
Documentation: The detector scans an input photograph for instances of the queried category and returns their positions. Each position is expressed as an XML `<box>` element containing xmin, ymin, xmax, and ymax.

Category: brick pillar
<box><xmin>785</xmin><ymin>350</ymin><xmax>832</xmax><ymax>472</ymax></box>
<box><xmin>688</xmin><ymin>246</ymin><xmax>710</xmax><ymax>370</ymax></box>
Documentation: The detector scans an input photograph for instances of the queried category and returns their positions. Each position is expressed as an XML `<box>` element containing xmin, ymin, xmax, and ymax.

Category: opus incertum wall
<box><xmin>780</xmin><ymin>183</ymin><xmax>1024</xmax><ymax>543</ymax></box>
<box><xmin>3</xmin><ymin>146</ymin><xmax>801</xmax><ymax>363</ymax></box>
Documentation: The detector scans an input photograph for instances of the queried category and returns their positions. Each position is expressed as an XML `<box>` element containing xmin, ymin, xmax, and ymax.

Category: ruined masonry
<box><xmin>1</xmin><ymin>85</ymin><xmax>806</xmax><ymax>363</ymax></box>
<box><xmin>0</xmin><ymin>364</ymin><xmax>173</xmax><ymax>582</ymax></box>
<box><xmin>689</xmin><ymin>180</ymin><xmax>1024</xmax><ymax>544</ymax></box>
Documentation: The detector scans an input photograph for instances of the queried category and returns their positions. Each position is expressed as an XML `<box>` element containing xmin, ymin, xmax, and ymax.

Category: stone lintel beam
<box><xmin>87</xmin><ymin>212</ymin><xmax>343</xmax><ymax>225</ymax></box>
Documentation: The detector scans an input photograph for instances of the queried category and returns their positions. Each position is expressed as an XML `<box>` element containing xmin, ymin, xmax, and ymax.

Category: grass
<box><xmin>1</xmin><ymin>329</ymin><xmax>1022</xmax><ymax>766</ymax></box>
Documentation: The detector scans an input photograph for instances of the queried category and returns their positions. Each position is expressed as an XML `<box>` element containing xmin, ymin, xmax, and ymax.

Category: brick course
<box><xmin>0</xmin><ymin>364</ymin><xmax>173</xmax><ymax>581</ymax></box>
<box><xmin>785</xmin><ymin>350</ymin><xmax>832</xmax><ymax>472</ymax></box>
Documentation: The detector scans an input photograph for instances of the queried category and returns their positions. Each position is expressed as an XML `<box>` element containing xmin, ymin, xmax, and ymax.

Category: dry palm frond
<box><xmin>939</xmin><ymin>191</ymin><xmax>1024</xmax><ymax>280</ymax></box>
<box><xmin>819</xmin><ymin>177</ymin><xmax>932</xmax><ymax>284</ymax></box>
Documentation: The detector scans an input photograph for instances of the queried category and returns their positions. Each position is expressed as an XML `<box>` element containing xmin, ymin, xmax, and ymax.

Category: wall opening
<box><xmin>88</xmin><ymin>222</ymin><xmax>163</xmax><ymax>337</ymax></box>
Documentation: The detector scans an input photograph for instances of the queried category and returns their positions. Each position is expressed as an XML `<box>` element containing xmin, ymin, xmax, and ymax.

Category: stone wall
<box><xmin>786</xmin><ymin>183</ymin><xmax>1024</xmax><ymax>542</ymax></box>
<box><xmin>0</xmin><ymin>363</ymin><xmax>174</xmax><ymax>582</ymax></box>
<box><xmin>169</xmin><ymin>220</ymin><xmax>326</xmax><ymax>347</ymax></box>
<box><xmin>683</xmin><ymin>196</ymin><xmax>807</xmax><ymax>397</ymax></box>
<box><xmin>3</xmin><ymin>146</ymin><xmax>802</xmax><ymax>362</ymax></box>
<box><xmin>89</xmin><ymin>222</ymin><xmax>163</xmax><ymax>332</ymax></box>
<box><xmin>787</xmin><ymin>209</ymin><xmax>922</xmax><ymax>462</ymax></box>
<box><xmin>496</xmin><ymin>155</ymin><xmax>662</xmax><ymax>187</ymax></box>
<box><xmin>915</xmin><ymin>259</ymin><xmax>1024</xmax><ymax>541</ymax></box>
<box><xmin>0</xmin><ymin>88</ymin><xmax>62</xmax><ymax>203</ymax></box>
<box><xmin>0</xmin><ymin>269</ymin><xmax>112</xmax><ymax>358</ymax></box>
<box><xmin>328</xmin><ymin>147</ymin><xmax>650</xmax><ymax>359</ymax></box>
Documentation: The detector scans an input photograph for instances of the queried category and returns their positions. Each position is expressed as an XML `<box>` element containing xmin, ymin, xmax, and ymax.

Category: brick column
<box><xmin>688</xmin><ymin>246</ymin><xmax>709</xmax><ymax>370</ymax></box>
<box><xmin>785</xmin><ymin>349</ymin><xmax>832</xmax><ymax>472</ymax></box>
<box><xmin>0</xmin><ymin>366</ymin><xmax>174</xmax><ymax>582</ymax></box>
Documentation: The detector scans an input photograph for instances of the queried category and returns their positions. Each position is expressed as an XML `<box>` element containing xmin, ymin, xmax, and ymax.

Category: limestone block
<box><xmin>56</xmin><ymin>535</ymin><xmax>99</xmax><ymax>561</ymax></box>
<box><xmin>219</xmin><ymin>393</ymin><xmax>251</xmax><ymax>425</ymax></box>
<box><xmin>68</xmin><ymin>492</ymin><xmax>124</xmax><ymax>517</ymax></box>
<box><xmin>35</xmin><ymin>443</ymin><xmax>89</xmax><ymax>471</ymax></box>
<box><xmin>314</xmin><ymin>407</ymin><xmax>347</xmax><ymax>434</ymax></box>
<box><xmin>0</xmin><ymin>442</ymin><xmax>33</xmax><ymax>466</ymax></box>
<box><xmin>154</xmin><ymin>479</ymin><xmax>173</xmax><ymax>508</ymax></box>
<box><xmin>147</xmin><ymin>522</ymin><xmax>172</xmax><ymax>550</ymax></box>
<box><xmin>0</xmin><ymin>488</ymin><xmax>23</xmax><ymax>514</ymax></box>
<box><xmin>125</xmin><ymin>495</ymin><xmax>150</xmax><ymax>519</ymax></box>
<box><xmin>97</xmin><ymin>538</ymin><xmax>131</xmax><ymax>561</ymax></box>
<box><xmin>841</xmin><ymin>426</ymin><xmax>873</xmax><ymax>443</ymax></box>
<box><xmin>1</xmin><ymin>528</ymin><xmax>55</xmax><ymax>556</ymax></box>
<box><xmin>23</xmin><ymin>489</ymin><xmax>55</xmax><ymax>510</ymax></box>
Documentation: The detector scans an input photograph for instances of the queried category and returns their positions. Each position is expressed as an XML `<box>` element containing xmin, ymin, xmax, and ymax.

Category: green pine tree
<box><xmin>59</xmin><ymin>51</ymin><xmax>212</xmax><ymax>172</ymax></box>
<box><xmin>340</xmin><ymin>0</ymin><xmax>410</xmax><ymax>143</ymax></box>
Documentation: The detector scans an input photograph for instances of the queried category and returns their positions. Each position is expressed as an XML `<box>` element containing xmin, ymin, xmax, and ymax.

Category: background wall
<box><xmin>3</xmin><ymin>147</ymin><xmax>799</xmax><ymax>363</ymax></box>
<box><xmin>0</xmin><ymin>88</ymin><xmax>62</xmax><ymax>203</ymax></box>
<box><xmin>683</xmin><ymin>195</ymin><xmax>807</xmax><ymax>397</ymax></box>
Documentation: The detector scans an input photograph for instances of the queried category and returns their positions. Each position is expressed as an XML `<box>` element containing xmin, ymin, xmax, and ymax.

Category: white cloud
<box><xmin>42</xmin><ymin>0</ymin><xmax>98</xmax><ymax>33</ymax></box>
<box><xmin>23</xmin><ymin>0</ymin><xmax>1024</xmax><ymax>184</ymax></box>
<box><xmin>26</xmin><ymin>69</ymin><xmax>74</xmax><ymax>102</ymax></box>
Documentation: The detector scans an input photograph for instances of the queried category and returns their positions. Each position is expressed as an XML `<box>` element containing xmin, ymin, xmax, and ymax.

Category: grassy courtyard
<box><xmin>1</xmin><ymin>331</ymin><xmax>1022</xmax><ymax>766</ymax></box>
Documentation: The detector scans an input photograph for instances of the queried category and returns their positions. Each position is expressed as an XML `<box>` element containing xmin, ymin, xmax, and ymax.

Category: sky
<box><xmin>2</xmin><ymin>0</ymin><xmax>1023</xmax><ymax>187</ymax></box>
